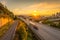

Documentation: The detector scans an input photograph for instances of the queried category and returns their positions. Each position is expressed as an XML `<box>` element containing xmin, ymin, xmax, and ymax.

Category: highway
<box><xmin>0</xmin><ymin>20</ymin><xmax>19</xmax><ymax>40</ymax></box>
<box><xmin>20</xmin><ymin>17</ymin><xmax>60</xmax><ymax>40</ymax></box>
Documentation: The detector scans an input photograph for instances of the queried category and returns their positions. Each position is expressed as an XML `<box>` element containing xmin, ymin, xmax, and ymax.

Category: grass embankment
<box><xmin>42</xmin><ymin>20</ymin><xmax>60</xmax><ymax>29</ymax></box>
<box><xmin>14</xmin><ymin>20</ymin><xmax>33</xmax><ymax>40</ymax></box>
<box><xmin>0</xmin><ymin>21</ymin><xmax>13</xmax><ymax>38</ymax></box>
<box><xmin>27</xmin><ymin>29</ymin><xmax>39</xmax><ymax>40</ymax></box>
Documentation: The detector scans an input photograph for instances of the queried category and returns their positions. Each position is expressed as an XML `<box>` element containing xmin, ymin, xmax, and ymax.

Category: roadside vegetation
<box><xmin>0</xmin><ymin>3</ymin><xmax>14</xmax><ymax>38</ymax></box>
<box><xmin>0</xmin><ymin>3</ymin><xmax>37</xmax><ymax>40</ymax></box>
<box><xmin>42</xmin><ymin>20</ymin><xmax>60</xmax><ymax>29</ymax></box>
<box><xmin>0</xmin><ymin>3</ymin><xmax>14</xmax><ymax>19</ymax></box>
<box><xmin>0</xmin><ymin>21</ymin><xmax>13</xmax><ymax>38</ymax></box>
<box><xmin>14</xmin><ymin>19</ymin><xmax>33</xmax><ymax>40</ymax></box>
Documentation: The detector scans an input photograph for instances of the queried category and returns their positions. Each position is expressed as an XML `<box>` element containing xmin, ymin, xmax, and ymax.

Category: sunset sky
<box><xmin>0</xmin><ymin>0</ymin><xmax>60</xmax><ymax>16</ymax></box>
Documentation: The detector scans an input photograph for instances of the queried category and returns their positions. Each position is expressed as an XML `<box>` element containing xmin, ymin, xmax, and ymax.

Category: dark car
<box><xmin>33</xmin><ymin>26</ymin><xmax>38</xmax><ymax>30</ymax></box>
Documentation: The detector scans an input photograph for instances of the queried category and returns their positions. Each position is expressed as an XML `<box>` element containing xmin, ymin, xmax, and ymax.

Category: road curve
<box><xmin>0</xmin><ymin>20</ymin><xmax>19</xmax><ymax>40</ymax></box>
<box><xmin>20</xmin><ymin>17</ymin><xmax>60</xmax><ymax>40</ymax></box>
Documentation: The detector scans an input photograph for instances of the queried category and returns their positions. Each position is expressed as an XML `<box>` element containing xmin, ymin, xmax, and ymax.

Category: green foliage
<box><xmin>17</xmin><ymin>26</ymin><xmax>27</xmax><ymax>40</ymax></box>
<box><xmin>27</xmin><ymin>30</ymin><xmax>33</xmax><ymax>40</ymax></box>
<box><xmin>14</xmin><ymin>16</ymin><xmax>18</xmax><ymax>20</ymax></box>
<box><xmin>42</xmin><ymin>20</ymin><xmax>60</xmax><ymax>29</ymax></box>
<box><xmin>15</xmin><ymin>20</ymin><xmax>33</xmax><ymax>40</ymax></box>
<box><xmin>0</xmin><ymin>22</ymin><xmax>12</xmax><ymax>38</ymax></box>
<box><xmin>16</xmin><ymin>21</ymin><xmax>27</xmax><ymax>40</ymax></box>
<box><xmin>54</xmin><ymin>22</ymin><xmax>60</xmax><ymax>28</ymax></box>
<box><xmin>0</xmin><ymin>3</ymin><xmax>14</xmax><ymax>19</ymax></box>
<box><xmin>42</xmin><ymin>20</ymin><xmax>51</xmax><ymax>24</ymax></box>
<box><xmin>0</xmin><ymin>9</ymin><xmax>4</xmax><ymax>14</ymax></box>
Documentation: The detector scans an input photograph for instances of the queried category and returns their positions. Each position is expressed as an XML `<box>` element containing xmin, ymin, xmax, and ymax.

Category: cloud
<box><xmin>25</xmin><ymin>3</ymin><xmax>60</xmax><ymax>15</ymax></box>
<box><xmin>12</xmin><ymin>2</ymin><xmax>60</xmax><ymax>16</ymax></box>
<box><xmin>7</xmin><ymin>0</ymin><xmax>60</xmax><ymax>3</ymax></box>
<box><xmin>23</xmin><ymin>2</ymin><xmax>60</xmax><ymax>10</ymax></box>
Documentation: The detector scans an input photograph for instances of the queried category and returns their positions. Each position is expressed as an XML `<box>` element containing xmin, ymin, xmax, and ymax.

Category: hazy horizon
<box><xmin>0</xmin><ymin>0</ymin><xmax>60</xmax><ymax>16</ymax></box>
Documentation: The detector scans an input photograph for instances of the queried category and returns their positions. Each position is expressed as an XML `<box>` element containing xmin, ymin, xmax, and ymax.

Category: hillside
<box><xmin>0</xmin><ymin>3</ymin><xmax>14</xmax><ymax>18</ymax></box>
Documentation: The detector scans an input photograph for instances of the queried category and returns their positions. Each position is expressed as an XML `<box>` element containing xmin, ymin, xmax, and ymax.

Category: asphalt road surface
<box><xmin>20</xmin><ymin>17</ymin><xmax>60</xmax><ymax>40</ymax></box>
<box><xmin>30</xmin><ymin>21</ymin><xmax>60</xmax><ymax>40</ymax></box>
<box><xmin>0</xmin><ymin>20</ymin><xmax>19</xmax><ymax>40</ymax></box>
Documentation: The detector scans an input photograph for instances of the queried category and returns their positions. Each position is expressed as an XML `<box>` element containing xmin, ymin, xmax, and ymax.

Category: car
<box><xmin>33</xmin><ymin>26</ymin><xmax>38</xmax><ymax>30</ymax></box>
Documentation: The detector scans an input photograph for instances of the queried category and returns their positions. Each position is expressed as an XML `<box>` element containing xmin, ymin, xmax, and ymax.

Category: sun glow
<box><xmin>34</xmin><ymin>10</ymin><xmax>37</xmax><ymax>12</ymax></box>
<box><xmin>33</xmin><ymin>13</ymin><xmax>37</xmax><ymax>16</ymax></box>
<box><xmin>33</xmin><ymin>10</ymin><xmax>38</xmax><ymax>16</ymax></box>
<box><xmin>12</xmin><ymin>3</ymin><xmax>60</xmax><ymax>16</ymax></box>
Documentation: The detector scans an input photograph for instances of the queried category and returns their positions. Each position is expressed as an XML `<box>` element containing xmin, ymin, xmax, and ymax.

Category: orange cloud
<box><xmin>24</xmin><ymin>2</ymin><xmax>60</xmax><ymax>10</ymax></box>
<box><xmin>12</xmin><ymin>2</ymin><xmax>60</xmax><ymax>16</ymax></box>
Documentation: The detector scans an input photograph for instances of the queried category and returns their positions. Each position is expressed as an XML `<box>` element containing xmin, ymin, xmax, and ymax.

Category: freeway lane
<box><xmin>20</xmin><ymin>17</ymin><xmax>60</xmax><ymax>40</ymax></box>
<box><xmin>0</xmin><ymin>20</ymin><xmax>19</xmax><ymax>40</ymax></box>
<box><xmin>30</xmin><ymin>21</ymin><xmax>60</xmax><ymax>40</ymax></box>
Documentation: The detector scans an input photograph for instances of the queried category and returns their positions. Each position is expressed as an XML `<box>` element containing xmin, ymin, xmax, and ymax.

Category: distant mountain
<box><xmin>0</xmin><ymin>3</ymin><xmax>14</xmax><ymax>18</ymax></box>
